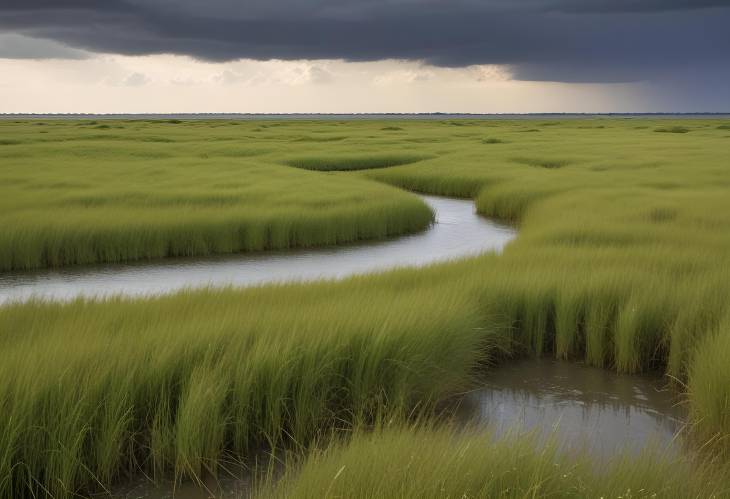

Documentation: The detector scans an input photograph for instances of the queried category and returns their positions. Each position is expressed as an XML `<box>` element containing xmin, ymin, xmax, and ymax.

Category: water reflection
<box><xmin>460</xmin><ymin>359</ymin><xmax>686</xmax><ymax>456</ymax></box>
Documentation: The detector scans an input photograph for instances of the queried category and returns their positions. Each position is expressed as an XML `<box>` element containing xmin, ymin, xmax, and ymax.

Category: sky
<box><xmin>1</xmin><ymin>0</ymin><xmax>729</xmax><ymax>113</ymax></box>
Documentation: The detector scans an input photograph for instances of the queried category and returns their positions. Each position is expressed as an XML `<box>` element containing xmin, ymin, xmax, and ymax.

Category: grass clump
<box><xmin>512</xmin><ymin>156</ymin><xmax>571</xmax><ymax>169</ymax></box>
<box><xmin>283</xmin><ymin>153</ymin><xmax>430</xmax><ymax>171</ymax></box>
<box><xmin>655</xmin><ymin>126</ymin><xmax>690</xmax><ymax>133</ymax></box>
<box><xmin>0</xmin><ymin>192</ymin><xmax>432</xmax><ymax>270</ymax></box>
<box><xmin>258</xmin><ymin>427</ymin><xmax>730</xmax><ymax>498</ymax></box>
<box><xmin>688</xmin><ymin>313</ymin><xmax>730</xmax><ymax>447</ymax></box>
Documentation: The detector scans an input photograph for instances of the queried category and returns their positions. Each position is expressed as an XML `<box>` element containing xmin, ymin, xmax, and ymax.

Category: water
<box><xmin>459</xmin><ymin>359</ymin><xmax>686</xmax><ymax>456</ymax></box>
<box><xmin>0</xmin><ymin>195</ymin><xmax>515</xmax><ymax>304</ymax></box>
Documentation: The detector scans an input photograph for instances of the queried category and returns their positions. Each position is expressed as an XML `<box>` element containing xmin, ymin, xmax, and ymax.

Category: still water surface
<box><xmin>460</xmin><ymin>359</ymin><xmax>686</xmax><ymax>456</ymax></box>
<box><xmin>0</xmin><ymin>195</ymin><xmax>515</xmax><ymax>304</ymax></box>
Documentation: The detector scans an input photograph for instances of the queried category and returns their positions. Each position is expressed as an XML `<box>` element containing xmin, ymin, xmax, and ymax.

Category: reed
<box><xmin>257</xmin><ymin>426</ymin><xmax>730</xmax><ymax>498</ymax></box>
<box><xmin>0</xmin><ymin>280</ymin><xmax>488</xmax><ymax>497</ymax></box>
<box><xmin>688</xmin><ymin>313</ymin><xmax>730</xmax><ymax>448</ymax></box>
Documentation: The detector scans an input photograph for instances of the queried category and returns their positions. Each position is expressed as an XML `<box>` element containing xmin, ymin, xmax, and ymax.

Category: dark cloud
<box><xmin>545</xmin><ymin>0</ymin><xmax>729</xmax><ymax>13</ymax></box>
<box><xmin>0</xmin><ymin>0</ymin><xmax>728</xmax><ymax>83</ymax></box>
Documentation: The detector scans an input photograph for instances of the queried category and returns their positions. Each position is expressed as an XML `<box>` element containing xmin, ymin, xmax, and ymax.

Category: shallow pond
<box><xmin>0</xmin><ymin>195</ymin><xmax>515</xmax><ymax>304</ymax></box>
<box><xmin>459</xmin><ymin>358</ymin><xmax>686</xmax><ymax>456</ymax></box>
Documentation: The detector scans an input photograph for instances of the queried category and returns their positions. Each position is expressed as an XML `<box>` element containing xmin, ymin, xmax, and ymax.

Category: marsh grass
<box><xmin>0</xmin><ymin>124</ymin><xmax>435</xmax><ymax>270</ymax></box>
<box><xmin>688</xmin><ymin>313</ymin><xmax>730</xmax><ymax>451</ymax></box>
<box><xmin>2</xmin><ymin>118</ymin><xmax>730</xmax><ymax>496</ymax></box>
<box><xmin>511</xmin><ymin>156</ymin><xmax>572</xmax><ymax>169</ymax></box>
<box><xmin>283</xmin><ymin>153</ymin><xmax>430</xmax><ymax>171</ymax></box>
<box><xmin>655</xmin><ymin>126</ymin><xmax>690</xmax><ymax>133</ymax></box>
<box><xmin>0</xmin><ymin>280</ymin><xmax>490</xmax><ymax>497</ymax></box>
<box><xmin>257</xmin><ymin>426</ymin><xmax>730</xmax><ymax>498</ymax></box>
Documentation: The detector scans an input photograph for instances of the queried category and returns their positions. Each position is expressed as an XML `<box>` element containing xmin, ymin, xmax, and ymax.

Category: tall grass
<box><xmin>0</xmin><ymin>279</ymin><xmax>490</xmax><ymax>497</ymax></box>
<box><xmin>257</xmin><ymin>426</ymin><xmax>730</xmax><ymax>498</ymax></box>
<box><xmin>0</xmin><ymin>196</ymin><xmax>432</xmax><ymax>270</ymax></box>
<box><xmin>688</xmin><ymin>313</ymin><xmax>730</xmax><ymax>448</ymax></box>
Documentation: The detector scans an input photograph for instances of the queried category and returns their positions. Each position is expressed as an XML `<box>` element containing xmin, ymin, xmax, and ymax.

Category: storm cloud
<box><xmin>1</xmin><ymin>0</ymin><xmax>729</xmax><ymax>83</ymax></box>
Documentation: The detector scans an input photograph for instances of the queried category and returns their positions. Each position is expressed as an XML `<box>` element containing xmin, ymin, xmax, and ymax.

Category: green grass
<box><xmin>283</xmin><ymin>153</ymin><xmax>430</xmax><ymax>171</ymax></box>
<box><xmin>654</xmin><ymin>125</ymin><xmax>691</xmax><ymax>133</ymax></box>
<box><xmin>0</xmin><ymin>122</ymin><xmax>434</xmax><ymax>270</ymax></box>
<box><xmin>2</xmin><ymin>118</ymin><xmax>730</xmax><ymax>497</ymax></box>
<box><xmin>0</xmin><ymin>279</ymin><xmax>488</xmax><ymax>497</ymax></box>
<box><xmin>257</xmin><ymin>426</ymin><xmax>730</xmax><ymax>498</ymax></box>
<box><xmin>689</xmin><ymin>312</ymin><xmax>730</xmax><ymax>447</ymax></box>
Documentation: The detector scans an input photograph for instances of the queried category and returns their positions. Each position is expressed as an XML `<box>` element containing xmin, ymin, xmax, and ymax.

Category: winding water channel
<box><xmin>0</xmin><ymin>195</ymin><xmax>514</xmax><ymax>304</ymax></box>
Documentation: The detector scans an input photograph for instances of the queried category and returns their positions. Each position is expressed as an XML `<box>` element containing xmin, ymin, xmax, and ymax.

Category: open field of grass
<box><xmin>1</xmin><ymin>118</ymin><xmax>730</xmax><ymax>497</ymax></box>
<box><xmin>0</xmin><ymin>120</ymin><xmax>433</xmax><ymax>270</ymax></box>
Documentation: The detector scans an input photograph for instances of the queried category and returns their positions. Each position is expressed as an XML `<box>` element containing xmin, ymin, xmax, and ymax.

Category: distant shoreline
<box><xmin>2</xmin><ymin>112</ymin><xmax>729</xmax><ymax>120</ymax></box>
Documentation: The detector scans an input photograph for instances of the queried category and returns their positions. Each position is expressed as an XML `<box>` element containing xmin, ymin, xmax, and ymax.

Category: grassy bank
<box><xmin>283</xmin><ymin>153</ymin><xmax>430</xmax><ymax>171</ymax></box>
<box><xmin>258</xmin><ymin>426</ymin><xmax>730</xmax><ymax>498</ymax></box>
<box><xmin>1</xmin><ymin>118</ymin><xmax>730</xmax><ymax>496</ymax></box>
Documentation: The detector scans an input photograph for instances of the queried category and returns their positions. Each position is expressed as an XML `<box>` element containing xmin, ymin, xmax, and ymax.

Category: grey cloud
<box><xmin>0</xmin><ymin>33</ymin><xmax>90</xmax><ymax>59</ymax></box>
<box><xmin>0</xmin><ymin>0</ymin><xmax>728</xmax><ymax>84</ymax></box>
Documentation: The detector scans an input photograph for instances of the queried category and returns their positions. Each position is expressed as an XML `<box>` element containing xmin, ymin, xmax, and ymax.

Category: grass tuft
<box><xmin>511</xmin><ymin>157</ymin><xmax>572</xmax><ymax>169</ymax></box>
<box><xmin>283</xmin><ymin>154</ymin><xmax>430</xmax><ymax>171</ymax></box>
<box><xmin>257</xmin><ymin>427</ymin><xmax>730</xmax><ymax>498</ymax></box>
<box><xmin>655</xmin><ymin>126</ymin><xmax>690</xmax><ymax>133</ymax></box>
